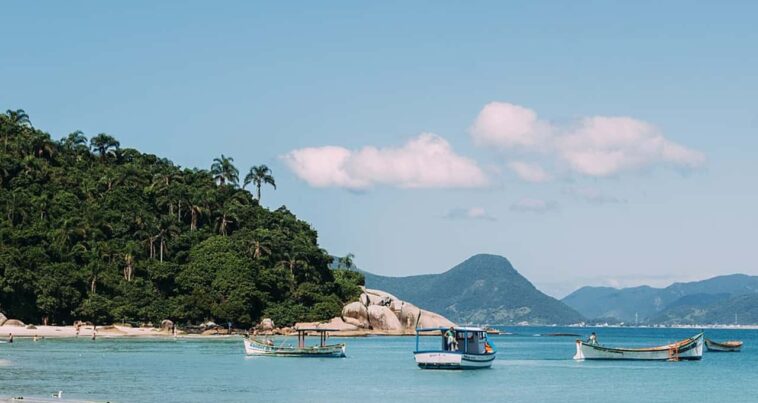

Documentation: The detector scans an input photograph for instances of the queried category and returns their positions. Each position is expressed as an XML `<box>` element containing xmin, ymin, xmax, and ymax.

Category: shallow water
<box><xmin>1</xmin><ymin>327</ymin><xmax>757</xmax><ymax>402</ymax></box>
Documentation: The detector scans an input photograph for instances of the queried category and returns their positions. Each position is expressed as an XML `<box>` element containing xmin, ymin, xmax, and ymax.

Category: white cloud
<box><xmin>507</xmin><ymin>161</ymin><xmax>552</xmax><ymax>183</ymax></box>
<box><xmin>445</xmin><ymin>207</ymin><xmax>496</xmax><ymax>221</ymax></box>
<box><xmin>470</xmin><ymin>102</ymin><xmax>705</xmax><ymax>179</ymax></box>
<box><xmin>510</xmin><ymin>198</ymin><xmax>558</xmax><ymax>213</ymax></box>
<box><xmin>470</xmin><ymin>102</ymin><xmax>550</xmax><ymax>149</ymax></box>
<box><xmin>558</xmin><ymin>116</ymin><xmax>706</xmax><ymax>177</ymax></box>
<box><xmin>563</xmin><ymin>186</ymin><xmax>626</xmax><ymax>204</ymax></box>
<box><xmin>282</xmin><ymin>133</ymin><xmax>489</xmax><ymax>189</ymax></box>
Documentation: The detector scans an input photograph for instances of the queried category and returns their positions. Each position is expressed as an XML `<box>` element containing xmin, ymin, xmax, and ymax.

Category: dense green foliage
<box><xmin>364</xmin><ymin>254</ymin><xmax>585</xmax><ymax>325</ymax></box>
<box><xmin>0</xmin><ymin>109</ymin><xmax>363</xmax><ymax>327</ymax></box>
<box><xmin>562</xmin><ymin>274</ymin><xmax>758</xmax><ymax>324</ymax></box>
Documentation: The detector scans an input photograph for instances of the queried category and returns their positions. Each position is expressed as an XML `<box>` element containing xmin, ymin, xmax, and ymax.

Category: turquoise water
<box><xmin>1</xmin><ymin>327</ymin><xmax>757</xmax><ymax>402</ymax></box>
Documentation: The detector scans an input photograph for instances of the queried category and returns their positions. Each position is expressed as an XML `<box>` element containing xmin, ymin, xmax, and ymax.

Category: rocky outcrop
<box><xmin>367</xmin><ymin>305</ymin><xmax>401</xmax><ymax>330</ymax></box>
<box><xmin>160</xmin><ymin>319</ymin><xmax>174</xmax><ymax>331</ymax></box>
<box><xmin>4</xmin><ymin>319</ymin><xmax>25</xmax><ymax>327</ymax></box>
<box><xmin>341</xmin><ymin>302</ymin><xmax>369</xmax><ymax>328</ymax></box>
<box><xmin>306</xmin><ymin>287</ymin><xmax>455</xmax><ymax>334</ymax></box>
<box><xmin>0</xmin><ymin>313</ymin><xmax>6</xmax><ymax>326</ymax></box>
<box><xmin>259</xmin><ymin>318</ymin><xmax>275</xmax><ymax>331</ymax></box>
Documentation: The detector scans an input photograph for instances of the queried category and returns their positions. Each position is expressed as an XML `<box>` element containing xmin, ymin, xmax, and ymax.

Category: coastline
<box><xmin>4</xmin><ymin>323</ymin><xmax>755</xmax><ymax>340</ymax></box>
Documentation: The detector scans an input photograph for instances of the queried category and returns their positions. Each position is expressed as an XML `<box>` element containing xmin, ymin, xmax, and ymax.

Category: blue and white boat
<box><xmin>413</xmin><ymin>327</ymin><xmax>497</xmax><ymax>369</ymax></box>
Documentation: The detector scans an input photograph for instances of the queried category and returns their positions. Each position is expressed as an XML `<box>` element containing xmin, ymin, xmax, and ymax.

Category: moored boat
<box><xmin>574</xmin><ymin>332</ymin><xmax>704</xmax><ymax>361</ymax></box>
<box><xmin>705</xmin><ymin>339</ymin><xmax>743</xmax><ymax>352</ymax></box>
<box><xmin>243</xmin><ymin>328</ymin><xmax>346</xmax><ymax>357</ymax></box>
<box><xmin>414</xmin><ymin>327</ymin><xmax>496</xmax><ymax>369</ymax></box>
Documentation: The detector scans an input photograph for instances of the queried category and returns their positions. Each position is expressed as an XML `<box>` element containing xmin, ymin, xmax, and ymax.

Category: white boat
<box><xmin>574</xmin><ymin>332</ymin><xmax>704</xmax><ymax>361</ymax></box>
<box><xmin>414</xmin><ymin>327</ymin><xmax>497</xmax><ymax>369</ymax></box>
<box><xmin>243</xmin><ymin>328</ymin><xmax>346</xmax><ymax>357</ymax></box>
<box><xmin>705</xmin><ymin>338</ymin><xmax>742</xmax><ymax>352</ymax></box>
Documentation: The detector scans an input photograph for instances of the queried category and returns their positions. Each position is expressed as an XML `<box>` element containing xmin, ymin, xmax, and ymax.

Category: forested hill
<box><xmin>364</xmin><ymin>254</ymin><xmax>585</xmax><ymax>325</ymax></box>
<box><xmin>562</xmin><ymin>274</ymin><xmax>758</xmax><ymax>324</ymax></box>
<box><xmin>0</xmin><ymin>109</ymin><xmax>363</xmax><ymax>327</ymax></box>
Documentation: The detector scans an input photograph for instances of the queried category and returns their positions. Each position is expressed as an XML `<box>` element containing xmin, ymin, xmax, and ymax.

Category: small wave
<box><xmin>0</xmin><ymin>359</ymin><xmax>12</xmax><ymax>367</ymax></box>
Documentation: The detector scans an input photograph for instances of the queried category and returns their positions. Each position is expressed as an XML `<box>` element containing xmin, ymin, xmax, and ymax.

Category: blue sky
<box><xmin>3</xmin><ymin>1</ymin><xmax>757</xmax><ymax>297</ymax></box>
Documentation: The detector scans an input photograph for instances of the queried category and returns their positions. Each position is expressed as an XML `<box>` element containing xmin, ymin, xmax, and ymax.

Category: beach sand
<box><xmin>0</xmin><ymin>324</ymin><xmax>178</xmax><ymax>339</ymax></box>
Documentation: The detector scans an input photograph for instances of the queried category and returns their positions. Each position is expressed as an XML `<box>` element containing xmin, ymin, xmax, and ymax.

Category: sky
<box><xmin>2</xmin><ymin>1</ymin><xmax>757</xmax><ymax>297</ymax></box>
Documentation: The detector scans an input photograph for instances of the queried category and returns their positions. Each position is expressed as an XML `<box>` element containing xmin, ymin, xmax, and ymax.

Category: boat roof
<box><xmin>416</xmin><ymin>326</ymin><xmax>485</xmax><ymax>332</ymax></box>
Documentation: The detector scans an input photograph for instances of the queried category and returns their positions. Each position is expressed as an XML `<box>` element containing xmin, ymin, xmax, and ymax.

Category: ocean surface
<box><xmin>1</xmin><ymin>327</ymin><xmax>757</xmax><ymax>402</ymax></box>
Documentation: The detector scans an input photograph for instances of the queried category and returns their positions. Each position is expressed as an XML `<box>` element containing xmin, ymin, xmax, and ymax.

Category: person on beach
<box><xmin>33</xmin><ymin>335</ymin><xmax>39</xmax><ymax>342</ymax></box>
<box><xmin>444</xmin><ymin>327</ymin><xmax>458</xmax><ymax>351</ymax></box>
<box><xmin>8</xmin><ymin>333</ymin><xmax>13</xmax><ymax>343</ymax></box>
<box><xmin>75</xmin><ymin>323</ymin><xmax>81</xmax><ymax>337</ymax></box>
<box><xmin>92</xmin><ymin>328</ymin><xmax>97</xmax><ymax>341</ymax></box>
<box><xmin>587</xmin><ymin>332</ymin><xmax>599</xmax><ymax>345</ymax></box>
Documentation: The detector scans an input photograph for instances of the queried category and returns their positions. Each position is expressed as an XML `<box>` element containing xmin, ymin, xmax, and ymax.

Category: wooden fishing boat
<box><xmin>243</xmin><ymin>328</ymin><xmax>346</xmax><ymax>357</ymax></box>
<box><xmin>414</xmin><ymin>327</ymin><xmax>497</xmax><ymax>369</ymax></box>
<box><xmin>705</xmin><ymin>339</ymin><xmax>743</xmax><ymax>352</ymax></box>
<box><xmin>574</xmin><ymin>332</ymin><xmax>704</xmax><ymax>361</ymax></box>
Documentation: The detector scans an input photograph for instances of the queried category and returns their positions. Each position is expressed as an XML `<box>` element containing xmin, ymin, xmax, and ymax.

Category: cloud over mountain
<box><xmin>282</xmin><ymin>133</ymin><xmax>488</xmax><ymax>189</ymax></box>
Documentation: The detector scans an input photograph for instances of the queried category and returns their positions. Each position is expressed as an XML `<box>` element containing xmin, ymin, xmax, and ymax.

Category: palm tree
<box><xmin>246</xmin><ymin>231</ymin><xmax>272</xmax><ymax>259</ymax></box>
<box><xmin>244</xmin><ymin>165</ymin><xmax>276</xmax><ymax>201</ymax></box>
<box><xmin>188</xmin><ymin>190</ymin><xmax>212</xmax><ymax>231</ymax></box>
<box><xmin>1</xmin><ymin>109</ymin><xmax>31</xmax><ymax>151</ymax></box>
<box><xmin>210</xmin><ymin>155</ymin><xmax>239</xmax><ymax>186</ymax></box>
<box><xmin>89</xmin><ymin>133</ymin><xmax>120</xmax><ymax>161</ymax></box>
<box><xmin>3</xmin><ymin>109</ymin><xmax>31</xmax><ymax>126</ymax></box>
<box><xmin>278</xmin><ymin>252</ymin><xmax>306</xmax><ymax>278</ymax></box>
<box><xmin>30</xmin><ymin>132</ymin><xmax>56</xmax><ymax>159</ymax></box>
<box><xmin>123</xmin><ymin>253</ymin><xmax>135</xmax><ymax>282</ymax></box>
<box><xmin>156</xmin><ymin>217</ymin><xmax>180</xmax><ymax>262</ymax></box>
<box><xmin>62</xmin><ymin>130</ymin><xmax>88</xmax><ymax>150</ymax></box>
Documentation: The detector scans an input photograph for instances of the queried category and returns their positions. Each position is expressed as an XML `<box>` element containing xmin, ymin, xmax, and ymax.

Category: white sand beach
<box><xmin>0</xmin><ymin>324</ymin><xmax>179</xmax><ymax>339</ymax></box>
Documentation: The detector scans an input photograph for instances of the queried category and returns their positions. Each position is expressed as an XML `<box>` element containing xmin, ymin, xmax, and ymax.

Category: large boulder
<box><xmin>320</xmin><ymin>317</ymin><xmax>358</xmax><ymax>331</ymax></box>
<box><xmin>0</xmin><ymin>313</ymin><xmax>6</xmax><ymax>326</ymax></box>
<box><xmin>367</xmin><ymin>305</ymin><xmax>402</xmax><ymax>331</ymax></box>
<box><xmin>259</xmin><ymin>318</ymin><xmax>275</xmax><ymax>331</ymax></box>
<box><xmin>160</xmin><ymin>319</ymin><xmax>174</xmax><ymax>331</ymax></box>
<box><xmin>398</xmin><ymin>303</ymin><xmax>422</xmax><ymax>328</ymax></box>
<box><xmin>341</xmin><ymin>302</ymin><xmax>368</xmax><ymax>325</ymax></box>
<box><xmin>417</xmin><ymin>309</ymin><xmax>455</xmax><ymax>329</ymax></box>
<box><xmin>363</xmin><ymin>288</ymin><xmax>399</xmax><ymax>307</ymax></box>
<box><xmin>4</xmin><ymin>319</ymin><xmax>25</xmax><ymax>327</ymax></box>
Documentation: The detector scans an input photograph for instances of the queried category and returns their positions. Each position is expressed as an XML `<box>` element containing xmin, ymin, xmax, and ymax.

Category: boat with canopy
<box><xmin>413</xmin><ymin>327</ymin><xmax>497</xmax><ymax>369</ymax></box>
<box><xmin>705</xmin><ymin>338</ymin><xmax>743</xmax><ymax>352</ymax></box>
<box><xmin>243</xmin><ymin>328</ymin><xmax>346</xmax><ymax>357</ymax></box>
<box><xmin>574</xmin><ymin>332</ymin><xmax>704</xmax><ymax>361</ymax></box>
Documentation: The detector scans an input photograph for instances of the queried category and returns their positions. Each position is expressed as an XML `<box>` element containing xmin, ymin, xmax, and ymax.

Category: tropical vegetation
<box><xmin>0</xmin><ymin>109</ymin><xmax>363</xmax><ymax>328</ymax></box>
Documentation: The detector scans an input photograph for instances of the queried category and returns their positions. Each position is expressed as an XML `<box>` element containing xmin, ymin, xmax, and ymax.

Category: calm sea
<box><xmin>1</xmin><ymin>327</ymin><xmax>757</xmax><ymax>402</ymax></box>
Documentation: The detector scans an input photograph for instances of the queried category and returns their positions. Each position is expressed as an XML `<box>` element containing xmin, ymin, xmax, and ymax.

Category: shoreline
<box><xmin>2</xmin><ymin>323</ymin><xmax>756</xmax><ymax>341</ymax></box>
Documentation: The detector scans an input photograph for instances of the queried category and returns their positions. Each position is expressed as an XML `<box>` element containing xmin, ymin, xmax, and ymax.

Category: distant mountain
<box><xmin>363</xmin><ymin>254</ymin><xmax>585</xmax><ymax>325</ymax></box>
<box><xmin>562</xmin><ymin>274</ymin><xmax>758</xmax><ymax>324</ymax></box>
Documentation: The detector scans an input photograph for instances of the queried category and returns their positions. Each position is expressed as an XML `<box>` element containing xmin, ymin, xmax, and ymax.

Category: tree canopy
<box><xmin>0</xmin><ymin>109</ymin><xmax>363</xmax><ymax>327</ymax></box>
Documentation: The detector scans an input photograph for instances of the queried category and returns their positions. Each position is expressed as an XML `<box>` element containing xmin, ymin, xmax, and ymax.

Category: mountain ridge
<box><xmin>562</xmin><ymin>273</ymin><xmax>758</xmax><ymax>324</ymax></box>
<box><xmin>362</xmin><ymin>254</ymin><xmax>585</xmax><ymax>325</ymax></box>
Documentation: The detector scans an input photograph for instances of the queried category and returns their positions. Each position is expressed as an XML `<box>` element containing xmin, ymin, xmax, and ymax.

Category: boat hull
<box><xmin>414</xmin><ymin>351</ymin><xmax>496</xmax><ymax>369</ymax></box>
<box><xmin>574</xmin><ymin>333</ymin><xmax>703</xmax><ymax>361</ymax></box>
<box><xmin>244</xmin><ymin>338</ymin><xmax>346</xmax><ymax>357</ymax></box>
<box><xmin>705</xmin><ymin>339</ymin><xmax>742</xmax><ymax>352</ymax></box>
